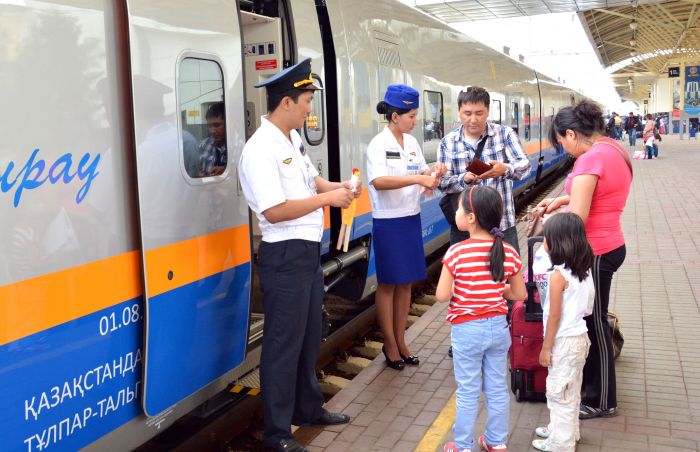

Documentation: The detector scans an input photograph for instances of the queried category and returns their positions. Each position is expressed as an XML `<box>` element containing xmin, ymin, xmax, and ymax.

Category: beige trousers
<box><xmin>545</xmin><ymin>333</ymin><xmax>591</xmax><ymax>451</ymax></box>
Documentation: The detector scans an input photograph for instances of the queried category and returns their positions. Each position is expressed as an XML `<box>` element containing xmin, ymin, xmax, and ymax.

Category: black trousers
<box><xmin>450</xmin><ymin>224</ymin><xmax>520</xmax><ymax>256</ymax></box>
<box><xmin>257</xmin><ymin>239</ymin><xmax>325</xmax><ymax>446</ymax></box>
<box><xmin>582</xmin><ymin>244</ymin><xmax>626</xmax><ymax>410</ymax></box>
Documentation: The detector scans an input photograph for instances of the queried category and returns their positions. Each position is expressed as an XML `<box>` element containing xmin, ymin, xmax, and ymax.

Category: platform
<box><xmin>298</xmin><ymin>134</ymin><xmax>700</xmax><ymax>452</ymax></box>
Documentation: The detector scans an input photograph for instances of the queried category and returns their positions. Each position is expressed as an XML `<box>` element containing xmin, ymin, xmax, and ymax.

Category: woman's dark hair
<box><xmin>548</xmin><ymin>99</ymin><xmax>606</xmax><ymax>147</ymax></box>
<box><xmin>543</xmin><ymin>212</ymin><xmax>594</xmax><ymax>282</ymax></box>
<box><xmin>459</xmin><ymin>186</ymin><xmax>505</xmax><ymax>281</ymax></box>
<box><xmin>376</xmin><ymin>101</ymin><xmax>411</xmax><ymax>122</ymax></box>
<box><xmin>457</xmin><ymin>86</ymin><xmax>490</xmax><ymax>109</ymax></box>
<box><xmin>645</xmin><ymin>113</ymin><xmax>653</xmax><ymax>120</ymax></box>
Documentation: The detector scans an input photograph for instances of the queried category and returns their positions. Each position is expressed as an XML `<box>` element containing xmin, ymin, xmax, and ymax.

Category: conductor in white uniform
<box><xmin>238</xmin><ymin>58</ymin><xmax>360</xmax><ymax>452</ymax></box>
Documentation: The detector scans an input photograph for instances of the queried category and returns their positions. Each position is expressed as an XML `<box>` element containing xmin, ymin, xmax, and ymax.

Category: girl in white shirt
<box><xmin>366</xmin><ymin>84</ymin><xmax>446</xmax><ymax>370</ymax></box>
<box><xmin>532</xmin><ymin>212</ymin><xmax>595</xmax><ymax>452</ymax></box>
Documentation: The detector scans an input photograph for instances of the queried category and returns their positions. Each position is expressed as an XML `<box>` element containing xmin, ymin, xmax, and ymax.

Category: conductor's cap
<box><xmin>254</xmin><ymin>58</ymin><xmax>322</xmax><ymax>95</ymax></box>
<box><xmin>383</xmin><ymin>84</ymin><xmax>419</xmax><ymax>109</ymax></box>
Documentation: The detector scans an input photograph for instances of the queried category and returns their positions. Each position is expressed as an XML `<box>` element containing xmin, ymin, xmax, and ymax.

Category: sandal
<box><xmin>579</xmin><ymin>404</ymin><xmax>618</xmax><ymax>419</ymax></box>
<box><xmin>534</xmin><ymin>427</ymin><xmax>551</xmax><ymax>439</ymax></box>
<box><xmin>531</xmin><ymin>439</ymin><xmax>553</xmax><ymax>451</ymax></box>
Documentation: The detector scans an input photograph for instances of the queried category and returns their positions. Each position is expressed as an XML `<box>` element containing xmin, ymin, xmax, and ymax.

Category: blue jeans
<box><xmin>628</xmin><ymin>130</ymin><xmax>636</xmax><ymax>146</ymax></box>
<box><xmin>452</xmin><ymin>315</ymin><xmax>511</xmax><ymax>450</ymax></box>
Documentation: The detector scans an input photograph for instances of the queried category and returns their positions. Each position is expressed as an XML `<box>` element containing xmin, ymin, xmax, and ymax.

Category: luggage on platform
<box><xmin>509</xmin><ymin>236</ymin><xmax>547</xmax><ymax>402</ymax></box>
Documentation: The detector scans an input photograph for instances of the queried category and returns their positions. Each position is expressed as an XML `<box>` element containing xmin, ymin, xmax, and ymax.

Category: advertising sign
<box><xmin>684</xmin><ymin>65</ymin><xmax>700</xmax><ymax>115</ymax></box>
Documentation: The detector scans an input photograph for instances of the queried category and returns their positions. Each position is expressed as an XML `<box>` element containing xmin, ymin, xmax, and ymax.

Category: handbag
<box><xmin>607</xmin><ymin>311</ymin><xmax>624</xmax><ymax>359</ymax></box>
<box><xmin>439</xmin><ymin>136</ymin><xmax>487</xmax><ymax>226</ymax></box>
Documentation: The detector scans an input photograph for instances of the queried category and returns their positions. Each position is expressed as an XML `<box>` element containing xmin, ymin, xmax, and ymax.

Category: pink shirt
<box><xmin>565</xmin><ymin>137</ymin><xmax>632</xmax><ymax>255</ymax></box>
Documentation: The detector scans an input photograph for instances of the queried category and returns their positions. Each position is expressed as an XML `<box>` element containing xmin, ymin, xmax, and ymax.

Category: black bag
<box><xmin>438</xmin><ymin>136</ymin><xmax>487</xmax><ymax>226</ymax></box>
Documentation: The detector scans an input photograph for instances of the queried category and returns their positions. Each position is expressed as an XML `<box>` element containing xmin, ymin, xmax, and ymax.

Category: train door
<box><xmin>238</xmin><ymin>0</ymin><xmax>330</xmax><ymax>340</ymax></box>
<box><xmin>125</xmin><ymin>1</ymin><xmax>251</xmax><ymax>416</ymax></box>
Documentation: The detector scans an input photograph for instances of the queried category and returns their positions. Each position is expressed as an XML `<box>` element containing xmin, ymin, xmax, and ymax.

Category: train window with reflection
<box><xmin>179</xmin><ymin>58</ymin><xmax>227</xmax><ymax>179</ymax></box>
<box><xmin>304</xmin><ymin>74</ymin><xmax>325</xmax><ymax>145</ymax></box>
<box><xmin>490</xmin><ymin>100</ymin><xmax>502</xmax><ymax>125</ymax></box>
<box><xmin>524</xmin><ymin>104</ymin><xmax>531</xmax><ymax>140</ymax></box>
<box><xmin>423</xmin><ymin>91</ymin><xmax>444</xmax><ymax>141</ymax></box>
<box><xmin>511</xmin><ymin>102</ymin><xmax>519</xmax><ymax>135</ymax></box>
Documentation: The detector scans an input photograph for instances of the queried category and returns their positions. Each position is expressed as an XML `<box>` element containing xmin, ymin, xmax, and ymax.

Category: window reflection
<box><xmin>179</xmin><ymin>58</ymin><xmax>227</xmax><ymax>178</ymax></box>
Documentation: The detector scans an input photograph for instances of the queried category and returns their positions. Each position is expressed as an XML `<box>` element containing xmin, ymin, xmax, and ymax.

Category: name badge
<box><xmin>385</xmin><ymin>151</ymin><xmax>401</xmax><ymax>160</ymax></box>
<box><xmin>407</xmin><ymin>164</ymin><xmax>419</xmax><ymax>175</ymax></box>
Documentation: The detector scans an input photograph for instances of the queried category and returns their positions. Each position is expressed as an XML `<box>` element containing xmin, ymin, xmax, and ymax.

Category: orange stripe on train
<box><xmin>0</xmin><ymin>225</ymin><xmax>251</xmax><ymax>346</ymax></box>
<box><xmin>145</xmin><ymin>225</ymin><xmax>251</xmax><ymax>297</ymax></box>
<box><xmin>0</xmin><ymin>251</ymin><xmax>142</xmax><ymax>347</ymax></box>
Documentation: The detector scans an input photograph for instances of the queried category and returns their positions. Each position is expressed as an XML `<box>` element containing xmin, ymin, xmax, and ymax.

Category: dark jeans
<box><xmin>449</xmin><ymin>225</ymin><xmax>520</xmax><ymax>257</ymax></box>
<box><xmin>628</xmin><ymin>130</ymin><xmax>636</xmax><ymax>146</ymax></box>
<box><xmin>582</xmin><ymin>244</ymin><xmax>626</xmax><ymax>410</ymax></box>
<box><xmin>258</xmin><ymin>240</ymin><xmax>325</xmax><ymax>446</ymax></box>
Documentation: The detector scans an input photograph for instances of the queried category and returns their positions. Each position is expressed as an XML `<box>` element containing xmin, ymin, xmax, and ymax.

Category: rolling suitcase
<box><xmin>509</xmin><ymin>236</ymin><xmax>547</xmax><ymax>402</ymax></box>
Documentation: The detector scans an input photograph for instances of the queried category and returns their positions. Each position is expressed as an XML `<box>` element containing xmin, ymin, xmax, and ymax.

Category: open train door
<box><xmin>125</xmin><ymin>1</ymin><xmax>252</xmax><ymax>416</ymax></box>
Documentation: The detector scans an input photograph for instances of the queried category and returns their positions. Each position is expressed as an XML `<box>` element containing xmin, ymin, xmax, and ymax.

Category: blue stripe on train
<box><xmin>144</xmin><ymin>263</ymin><xmax>250</xmax><ymax>415</ymax></box>
<box><xmin>0</xmin><ymin>297</ymin><xmax>143</xmax><ymax>451</ymax></box>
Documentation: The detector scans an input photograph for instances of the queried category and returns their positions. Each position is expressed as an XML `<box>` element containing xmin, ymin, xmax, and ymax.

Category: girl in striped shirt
<box><xmin>437</xmin><ymin>186</ymin><xmax>526</xmax><ymax>452</ymax></box>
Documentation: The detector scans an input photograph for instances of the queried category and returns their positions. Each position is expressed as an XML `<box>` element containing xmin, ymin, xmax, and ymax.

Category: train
<box><xmin>0</xmin><ymin>0</ymin><xmax>579</xmax><ymax>450</ymax></box>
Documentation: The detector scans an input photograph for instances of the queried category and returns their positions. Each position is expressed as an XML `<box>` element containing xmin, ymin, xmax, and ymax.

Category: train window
<box><xmin>304</xmin><ymin>74</ymin><xmax>325</xmax><ymax>145</ymax></box>
<box><xmin>524</xmin><ymin>104</ymin><xmax>531</xmax><ymax>140</ymax></box>
<box><xmin>179</xmin><ymin>58</ymin><xmax>227</xmax><ymax>179</ymax></box>
<box><xmin>490</xmin><ymin>100</ymin><xmax>502</xmax><ymax>125</ymax></box>
<box><xmin>423</xmin><ymin>91</ymin><xmax>444</xmax><ymax>141</ymax></box>
<box><xmin>511</xmin><ymin>102</ymin><xmax>519</xmax><ymax>135</ymax></box>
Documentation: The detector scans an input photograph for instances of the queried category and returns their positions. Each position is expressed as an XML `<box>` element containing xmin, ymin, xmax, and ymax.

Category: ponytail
<box><xmin>488</xmin><ymin>227</ymin><xmax>505</xmax><ymax>282</ymax></box>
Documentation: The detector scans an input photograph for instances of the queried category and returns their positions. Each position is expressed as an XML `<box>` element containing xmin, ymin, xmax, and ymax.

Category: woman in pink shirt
<box><xmin>538</xmin><ymin>99</ymin><xmax>632</xmax><ymax>420</ymax></box>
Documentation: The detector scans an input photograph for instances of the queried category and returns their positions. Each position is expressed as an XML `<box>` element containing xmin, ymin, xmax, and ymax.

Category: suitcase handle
<box><xmin>525</xmin><ymin>236</ymin><xmax>544</xmax><ymax>321</ymax></box>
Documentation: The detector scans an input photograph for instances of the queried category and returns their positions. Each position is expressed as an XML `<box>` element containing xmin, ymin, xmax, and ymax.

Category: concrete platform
<box><xmin>299</xmin><ymin>134</ymin><xmax>700</xmax><ymax>452</ymax></box>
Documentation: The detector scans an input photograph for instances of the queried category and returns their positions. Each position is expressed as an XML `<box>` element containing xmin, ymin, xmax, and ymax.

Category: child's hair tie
<box><xmin>489</xmin><ymin>227</ymin><xmax>504</xmax><ymax>238</ymax></box>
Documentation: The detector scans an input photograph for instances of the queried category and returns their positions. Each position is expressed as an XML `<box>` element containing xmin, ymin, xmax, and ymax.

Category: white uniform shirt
<box><xmin>366</xmin><ymin>126</ymin><xmax>428</xmax><ymax>219</ymax></box>
<box><xmin>542</xmin><ymin>265</ymin><xmax>594</xmax><ymax>339</ymax></box>
<box><xmin>239</xmin><ymin>116</ymin><xmax>322</xmax><ymax>243</ymax></box>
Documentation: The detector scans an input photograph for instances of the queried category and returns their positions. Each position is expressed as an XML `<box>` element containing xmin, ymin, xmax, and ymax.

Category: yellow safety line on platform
<box><xmin>415</xmin><ymin>393</ymin><xmax>456</xmax><ymax>452</ymax></box>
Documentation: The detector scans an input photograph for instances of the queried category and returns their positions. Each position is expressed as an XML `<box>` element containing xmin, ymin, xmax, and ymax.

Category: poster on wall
<box><xmin>685</xmin><ymin>65</ymin><xmax>700</xmax><ymax>115</ymax></box>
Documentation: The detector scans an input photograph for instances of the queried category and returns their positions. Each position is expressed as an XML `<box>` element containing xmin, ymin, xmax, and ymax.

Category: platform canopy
<box><xmin>410</xmin><ymin>0</ymin><xmax>700</xmax><ymax>103</ymax></box>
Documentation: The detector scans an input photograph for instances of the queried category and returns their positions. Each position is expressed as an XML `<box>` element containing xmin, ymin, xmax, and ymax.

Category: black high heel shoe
<box><xmin>399</xmin><ymin>352</ymin><xmax>419</xmax><ymax>366</ymax></box>
<box><xmin>382</xmin><ymin>345</ymin><xmax>405</xmax><ymax>370</ymax></box>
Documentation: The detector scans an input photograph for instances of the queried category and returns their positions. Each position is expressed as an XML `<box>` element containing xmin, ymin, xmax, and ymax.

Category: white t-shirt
<box><xmin>542</xmin><ymin>264</ymin><xmax>594</xmax><ymax>338</ymax></box>
<box><xmin>645</xmin><ymin>136</ymin><xmax>655</xmax><ymax>147</ymax></box>
<box><xmin>366</xmin><ymin>126</ymin><xmax>429</xmax><ymax>219</ymax></box>
<box><xmin>239</xmin><ymin>116</ymin><xmax>322</xmax><ymax>243</ymax></box>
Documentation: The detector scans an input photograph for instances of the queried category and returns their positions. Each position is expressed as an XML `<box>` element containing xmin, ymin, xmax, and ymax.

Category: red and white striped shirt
<box><xmin>442</xmin><ymin>238</ymin><xmax>522</xmax><ymax>324</ymax></box>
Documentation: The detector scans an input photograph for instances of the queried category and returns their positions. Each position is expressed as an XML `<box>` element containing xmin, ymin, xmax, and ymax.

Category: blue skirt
<box><xmin>372</xmin><ymin>214</ymin><xmax>427</xmax><ymax>285</ymax></box>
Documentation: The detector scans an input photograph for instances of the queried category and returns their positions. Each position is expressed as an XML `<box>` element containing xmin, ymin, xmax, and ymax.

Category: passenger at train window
<box><xmin>198</xmin><ymin>102</ymin><xmax>227</xmax><ymax>176</ymax></box>
<box><xmin>365</xmin><ymin>84</ymin><xmax>447</xmax><ymax>371</ymax></box>
<box><xmin>238</xmin><ymin>58</ymin><xmax>358</xmax><ymax>452</ymax></box>
<box><xmin>538</xmin><ymin>98</ymin><xmax>633</xmax><ymax>421</ymax></box>
<box><xmin>437</xmin><ymin>86</ymin><xmax>530</xmax><ymax>253</ymax></box>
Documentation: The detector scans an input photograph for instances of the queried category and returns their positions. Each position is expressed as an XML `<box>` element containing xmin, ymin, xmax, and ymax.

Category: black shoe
<box><xmin>269</xmin><ymin>438</ymin><xmax>308</xmax><ymax>452</ymax></box>
<box><xmin>448</xmin><ymin>346</ymin><xmax>453</xmax><ymax>358</ymax></box>
<box><xmin>399</xmin><ymin>352</ymin><xmax>419</xmax><ymax>365</ymax></box>
<box><xmin>313</xmin><ymin>409</ymin><xmax>351</xmax><ymax>425</ymax></box>
<box><xmin>382</xmin><ymin>345</ymin><xmax>405</xmax><ymax>370</ymax></box>
<box><xmin>579</xmin><ymin>404</ymin><xmax>618</xmax><ymax>420</ymax></box>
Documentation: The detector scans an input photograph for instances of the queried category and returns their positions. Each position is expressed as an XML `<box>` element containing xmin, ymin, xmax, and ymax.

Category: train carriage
<box><xmin>0</xmin><ymin>1</ymin><xmax>578</xmax><ymax>450</ymax></box>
